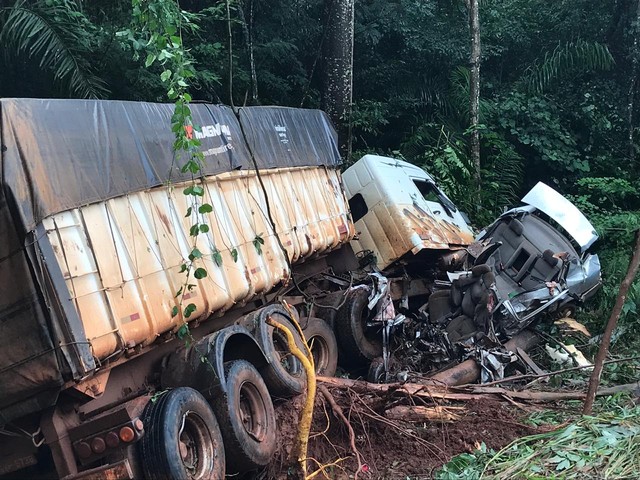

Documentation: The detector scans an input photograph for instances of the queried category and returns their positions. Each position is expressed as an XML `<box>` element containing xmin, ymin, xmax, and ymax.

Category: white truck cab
<box><xmin>342</xmin><ymin>155</ymin><xmax>474</xmax><ymax>270</ymax></box>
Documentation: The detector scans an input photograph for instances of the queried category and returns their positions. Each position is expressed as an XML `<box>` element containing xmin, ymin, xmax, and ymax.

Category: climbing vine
<box><xmin>120</xmin><ymin>0</ymin><xmax>211</xmax><ymax>339</ymax></box>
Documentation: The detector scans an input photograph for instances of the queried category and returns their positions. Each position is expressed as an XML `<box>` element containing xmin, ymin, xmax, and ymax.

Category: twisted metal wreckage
<box><xmin>335</xmin><ymin>169</ymin><xmax>602</xmax><ymax>384</ymax></box>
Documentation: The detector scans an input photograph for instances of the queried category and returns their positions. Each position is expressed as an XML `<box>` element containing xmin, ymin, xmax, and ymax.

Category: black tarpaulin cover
<box><xmin>238</xmin><ymin>106</ymin><xmax>340</xmax><ymax>169</ymax></box>
<box><xmin>0</xmin><ymin>99</ymin><xmax>339</xmax><ymax>424</ymax></box>
<box><xmin>1</xmin><ymin>99</ymin><xmax>247</xmax><ymax>232</ymax></box>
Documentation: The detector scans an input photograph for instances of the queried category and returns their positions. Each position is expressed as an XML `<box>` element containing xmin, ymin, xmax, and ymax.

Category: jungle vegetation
<box><xmin>1</xmin><ymin>0</ymin><xmax>639</xmax><ymax>346</ymax></box>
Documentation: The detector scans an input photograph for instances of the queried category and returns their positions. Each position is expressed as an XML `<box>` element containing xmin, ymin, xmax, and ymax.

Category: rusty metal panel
<box><xmin>43</xmin><ymin>167</ymin><xmax>354</xmax><ymax>361</ymax></box>
<box><xmin>350</xmin><ymin>201</ymin><xmax>475</xmax><ymax>271</ymax></box>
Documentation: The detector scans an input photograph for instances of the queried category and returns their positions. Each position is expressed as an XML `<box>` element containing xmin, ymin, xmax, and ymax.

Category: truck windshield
<box><xmin>412</xmin><ymin>179</ymin><xmax>457</xmax><ymax>217</ymax></box>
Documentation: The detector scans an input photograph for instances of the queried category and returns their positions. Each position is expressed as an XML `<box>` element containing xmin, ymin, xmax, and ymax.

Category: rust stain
<box><xmin>154</xmin><ymin>205</ymin><xmax>173</xmax><ymax>236</ymax></box>
<box><xmin>404</xmin><ymin>204</ymin><xmax>473</xmax><ymax>247</ymax></box>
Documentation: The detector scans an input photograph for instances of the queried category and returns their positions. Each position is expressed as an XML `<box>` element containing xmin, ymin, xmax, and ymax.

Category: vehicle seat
<box><xmin>428</xmin><ymin>265</ymin><xmax>495</xmax><ymax>343</ymax></box>
<box><xmin>520</xmin><ymin>249</ymin><xmax>562</xmax><ymax>290</ymax></box>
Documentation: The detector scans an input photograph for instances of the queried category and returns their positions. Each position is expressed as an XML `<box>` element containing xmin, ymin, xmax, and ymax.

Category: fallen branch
<box><xmin>463</xmin><ymin>355</ymin><xmax>640</xmax><ymax>388</ymax></box>
<box><xmin>318</xmin><ymin>385</ymin><xmax>364</xmax><ymax>479</ymax></box>
<box><xmin>584</xmin><ymin>230</ymin><xmax>640</xmax><ymax>415</ymax></box>
<box><xmin>457</xmin><ymin>381</ymin><xmax>640</xmax><ymax>402</ymax></box>
<box><xmin>317</xmin><ymin>376</ymin><xmax>486</xmax><ymax>401</ymax></box>
<box><xmin>384</xmin><ymin>405</ymin><xmax>464</xmax><ymax>422</ymax></box>
<box><xmin>318</xmin><ymin>377</ymin><xmax>640</xmax><ymax>404</ymax></box>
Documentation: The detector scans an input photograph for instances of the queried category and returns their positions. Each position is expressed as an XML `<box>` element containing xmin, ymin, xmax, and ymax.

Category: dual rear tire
<box><xmin>140</xmin><ymin>360</ymin><xmax>277</xmax><ymax>478</ymax></box>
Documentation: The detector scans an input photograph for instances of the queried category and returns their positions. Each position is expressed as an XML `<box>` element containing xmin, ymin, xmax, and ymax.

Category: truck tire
<box><xmin>139</xmin><ymin>387</ymin><xmax>225</xmax><ymax>480</ymax></box>
<box><xmin>257</xmin><ymin>306</ymin><xmax>307</xmax><ymax>398</ymax></box>
<box><xmin>336</xmin><ymin>288</ymin><xmax>383</xmax><ymax>367</ymax></box>
<box><xmin>212</xmin><ymin>360</ymin><xmax>277</xmax><ymax>473</ymax></box>
<box><xmin>303</xmin><ymin>317</ymin><xmax>338</xmax><ymax>377</ymax></box>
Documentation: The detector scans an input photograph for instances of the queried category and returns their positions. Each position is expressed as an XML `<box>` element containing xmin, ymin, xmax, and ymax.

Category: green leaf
<box><xmin>199</xmin><ymin>224</ymin><xmax>210</xmax><ymax>233</ymax></box>
<box><xmin>194</xmin><ymin>267</ymin><xmax>208</xmax><ymax>279</ymax></box>
<box><xmin>145</xmin><ymin>53</ymin><xmax>156</xmax><ymax>68</ymax></box>
<box><xmin>212</xmin><ymin>249</ymin><xmax>223</xmax><ymax>266</ymax></box>
<box><xmin>171</xmin><ymin>306</ymin><xmax>179</xmax><ymax>318</ymax></box>
<box><xmin>192</xmin><ymin>186</ymin><xmax>204</xmax><ymax>196</ymax></box>
<box><xmin>231</xmin><ymin>248</ymin><xmax>239</xmax><ymax>263</ymax></box>
<box><xmin>179</xmin><ymin>263</ymin><xmax>188</xmax><ymax>273</ymax></box>
<box><xmin>174</xmin><ymin>286</ymin><xmax>183</xmax><ymax>298</ymax></box>
<box><xmin>177</xmin><ymin>323</ymin><xmax>190</xmax><ymax>338</ymax></box>
<box><xmin>253</xmin><ymin>235</ymin><xmax>264</xmax><ymax>255</ymax></box>
<box><xmin>183</xmin><ymin>303</ymin><xmax>197</xmax><ymax>319</ymax></box>
<box><xmin>198</xmin><ymin>204</ymin><xmax>213</xmax><ymax>214</ymax></box>
<box><xmin>190</xmin><ymin>224</ymin><xmax>200</xmax><ymax>236</ymax></box>
<box><xmin>160</xmin><ymin>69</ymin><xmax>172</xmax><ymax>82</ymax></box>
<box><xmin>185</xmin><ymin>206</ymin><xmax>192</xmax><ymax>217</ymax></box>
<box><xmin>189</xmin><ymin>248</ymin><xmax>202</xmax><ymax>261</ymax></box>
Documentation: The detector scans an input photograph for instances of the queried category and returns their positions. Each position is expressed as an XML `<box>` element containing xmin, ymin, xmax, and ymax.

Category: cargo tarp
<box><xmin>0</xmin><ymin>99</ymin><xmax>339</xmax><ymax>423</ymax></box>
<box><xmin>238</xmin><ymin>106</ymin><xmax>340</xmax><ymax>170</ymax></box>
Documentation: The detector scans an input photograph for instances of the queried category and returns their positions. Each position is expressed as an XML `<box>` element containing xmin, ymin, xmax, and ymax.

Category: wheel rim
<box><xmin>238</xmin><ymin>381</ymin><xmax>268</xmax><ymax>442</ymax></box>
<box><xmin>271</xmin><ymin>325</ymin><xmax>303</xmax><ymax>377</ymax></box>
<box><xmin>308</xmin><ymin>335</ymin><xmax>329</xmax><ymax>374</ymax></box>
<box><xmin>178</xmin><ymin>412</ymin><xmax>217</xmax><ymax>479</ymax></box>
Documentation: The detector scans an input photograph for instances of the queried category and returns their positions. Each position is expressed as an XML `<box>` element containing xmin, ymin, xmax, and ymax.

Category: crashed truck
<box><xmin>0</xmin><ymin>99</ymin><xmax>601</xmax><ymax>479</ymax></box>
<box><xmin>330</xmin><ymin>156</ymin><xmax>601</xmax><ymax>382</ymax></box>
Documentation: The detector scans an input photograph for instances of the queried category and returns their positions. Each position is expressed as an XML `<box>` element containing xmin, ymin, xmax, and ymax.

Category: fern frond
<box><xmin>0</xmin><ymin>0</ymin><xmax>108</xmax><ymax>98</ymax></box>
<box><xmin>524</xmin><ymin>40</ymin><xmax>614</xmax><ymax>94</ymax></box>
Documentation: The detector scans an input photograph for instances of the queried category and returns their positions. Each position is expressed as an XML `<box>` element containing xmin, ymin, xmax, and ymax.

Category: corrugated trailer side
<box><xmin>42</xmin><ymin>165</ymin><xmax>352</xmax><ymax>362</ymax></box>
<box><xmin>0</xmin><ymin>99</ymin><xmax>357</xmax><ymax>479</ymax></box>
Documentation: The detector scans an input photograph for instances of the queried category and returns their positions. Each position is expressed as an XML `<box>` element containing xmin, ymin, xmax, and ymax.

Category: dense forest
<box><xmin>1</xmin><ymin>0</ymin><xmax>639</xmax><ymax>345</ymax></box>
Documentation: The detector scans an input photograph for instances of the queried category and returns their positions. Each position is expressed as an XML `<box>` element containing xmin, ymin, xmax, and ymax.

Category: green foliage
<box><xmin>436</xmin><ymin>443</ymin><xmax>495</xmax><ymax>480</ymax></box>
<box><xmin>0</xmin><ymin>0</ymin><xmax>108</xmax><ymax>98</ymax></box>
<box><xmin>524</xmin><ymin>40</ymin><xmax>615</xmax><ymax>94</ymax></box>
<box><xmin>492</xmin><ymin>92</ymin><xmax>588</xmax><ymax>174</ymax></box>
<box><xmin>436</xmin><ymin>401</ymin><xmax>640</xmax><ymax>479</ymax></box>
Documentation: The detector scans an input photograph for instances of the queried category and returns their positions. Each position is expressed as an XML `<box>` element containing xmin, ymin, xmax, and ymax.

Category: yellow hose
<box><xmin>266</xmin><ymin>311</ymin><xmax>316</xmax><ymax>479</ymax></box>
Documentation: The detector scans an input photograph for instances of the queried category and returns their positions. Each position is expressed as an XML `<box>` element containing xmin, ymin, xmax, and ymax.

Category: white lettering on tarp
<box><xmin>195</xmin><ymin>124</ymin><xmax>232</xmax><ymax>140</ymax></box>
<box><xmin>203</xmin><ymin>143</ymin><xmax>234</xmax><ymax>157</ymax></box>
<box><xmin>274</xmin><ymin>124</ymin><xmax>289</xmax><ymax>144</ymax></box>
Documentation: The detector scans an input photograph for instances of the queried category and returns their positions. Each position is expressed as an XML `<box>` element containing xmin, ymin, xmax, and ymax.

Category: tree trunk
<box><xmin>322</xmin><ymin>0</ymin><xmax>354</xmax><ymax>159</ymax></box>
<box><xmin>628</xmin><ymin>0</ymin><xmax>640</xmax><ymax>164</ymax></box>
<box><xmin>583</xmin><ymin>231</ymin><xmax>640</xmax><ymax>414</ymax></box>
<box><xmin>237</xmin><ymin>0</ymin><xmax>258</xmax><ymax>104</ymax></box>
<box><xmin>468</xmin><ymin>0</ymin><xmax>481</xmax><ymax>187</ymax></box>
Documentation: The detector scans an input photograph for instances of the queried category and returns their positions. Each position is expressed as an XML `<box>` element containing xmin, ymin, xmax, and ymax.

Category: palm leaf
<box><xmin>524</xmin><ymin>40</ymin><xmax>614</xmax><ymax>94</ymax></box>
<box><xmin>0</xmin><ymin>0</ymin><xmax>108</xmax><ymax>98</ymax></box>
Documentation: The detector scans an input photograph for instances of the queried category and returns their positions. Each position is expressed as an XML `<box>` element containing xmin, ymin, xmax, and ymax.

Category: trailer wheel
<box><xmin>336</xmin><ymin>288</ymin><xmax>383</xmax><ymax>367</ymax></box>
<box><xmin>303</xmin><ymin>317</ymin><xmax>338</xmax><ymax>377</ymax></box>
<box><xmin>259</xmin><ymin>307</ymin><xmax>307</xmax><ymax>398</ymax></box>
<box><xmin>140</xmin><ymin>387</ymin><xmax>225</xmax><ymax>480</ymax></box>
<box><xmin>212</xmin><ymin>360</ymin><xmax>277</xmax><ymax>473</ymax></box>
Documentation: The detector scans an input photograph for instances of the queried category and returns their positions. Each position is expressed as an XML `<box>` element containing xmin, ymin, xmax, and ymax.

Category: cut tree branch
<box><xmin>583</xmin><ymin>230</ymin><xmax>640</xmax><ymax>414</ymax></box>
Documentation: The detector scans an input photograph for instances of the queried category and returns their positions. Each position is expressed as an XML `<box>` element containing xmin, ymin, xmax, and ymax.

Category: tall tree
<box><xmin>322</xmin><ymin>0</ymin><xmax>354</xmax><ymax>158</ymax></box>
<box><xmin>467</xmin><ymin>0</ymin><xmax>481</xmax><ymax>186</ymax></box>
<box><xmin>628</xmin><ymin>0</ymin><xmax>640</xmax><ymax>165</ymax></box>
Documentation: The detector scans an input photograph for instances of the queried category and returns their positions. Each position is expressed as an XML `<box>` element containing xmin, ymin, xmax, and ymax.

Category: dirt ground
<box><xmin>259</xmin><ymin>389</ymin><xmax>546</xmax><ymax>479</ymax></box>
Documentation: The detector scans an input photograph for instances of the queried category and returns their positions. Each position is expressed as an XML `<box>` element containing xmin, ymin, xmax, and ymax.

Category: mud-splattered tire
<box><xmin>211</xmin><ymin>360</ymin><xmax>277</xmax><ymax>473</ymax></box>
<box><xmin>139</xmin><ymin>387</ymin><xmax>225</xmax><ymax>480</ymax></box>
<box><xmin>336</xmin><ymin>288</ymin><xmax>383</xmax><ymax>367</ymax></box>
<box><xmin>303</xmin><ymin>317</ymin><xmax>338</xmax><ymax>377</ymax></box>
<box><xmin>256</xmin><ymin>305</ymin><xmax>307</xmax><ymax>398</ymax></box>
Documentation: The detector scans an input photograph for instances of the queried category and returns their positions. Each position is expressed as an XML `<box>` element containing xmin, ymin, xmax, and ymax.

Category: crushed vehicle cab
<box><xmin>335</xmin><ymin>156</ymin><xmax>601</xmax><ymax>382</ymax></box>
<box><xmin>475</xmin><ymin>181</ymin><xmax>601</xmax><ymax>337</ymax></box>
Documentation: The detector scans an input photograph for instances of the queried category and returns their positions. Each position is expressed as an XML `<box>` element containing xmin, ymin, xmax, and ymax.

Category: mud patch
<box><xmin>259</xmin><ymin>393</ymin><xmax>544</xmax><ymax>479</ymax></box>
